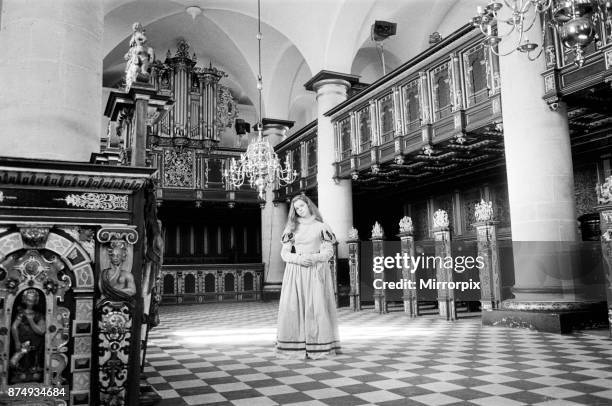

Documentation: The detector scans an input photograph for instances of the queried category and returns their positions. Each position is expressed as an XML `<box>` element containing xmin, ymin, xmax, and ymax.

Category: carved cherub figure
<box><xmin>125</xmin><ymin>22</ymin><xmax>155</xmax><ymax>88</ymax></box>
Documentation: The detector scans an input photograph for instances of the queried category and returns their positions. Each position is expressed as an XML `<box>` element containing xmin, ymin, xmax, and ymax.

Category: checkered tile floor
<box><xmin>144</xmin><ymin>302</ymin><xmax>612</xmax><ymax>406</ymax></box>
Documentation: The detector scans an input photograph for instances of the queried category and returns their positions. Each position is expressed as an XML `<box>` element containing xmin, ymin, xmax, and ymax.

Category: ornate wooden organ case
<box><xmin>104</xmin><ymin>38</ymin><xmax>257</xmax><ymax>206</ymax></box>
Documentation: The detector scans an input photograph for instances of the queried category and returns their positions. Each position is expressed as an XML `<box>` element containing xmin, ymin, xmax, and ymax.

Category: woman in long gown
<box><xmin>275</xmin><ymin>195</ymin><xmax>340</xmax><ymax>359</ymax></box>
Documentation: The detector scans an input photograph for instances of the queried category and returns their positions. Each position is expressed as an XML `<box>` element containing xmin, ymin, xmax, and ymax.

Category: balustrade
<box><xmin>159</xmin><ymin>264</ymin><xmax>264</xmax><ymax>304</ymax></box>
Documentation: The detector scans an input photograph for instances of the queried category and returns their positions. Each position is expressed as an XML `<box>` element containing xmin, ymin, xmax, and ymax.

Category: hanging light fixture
<box><xmin>472</xmin><ymin>0</ymin><xmax>612</xmax><ymax>67</ymax></box>
<box><xmin>223</xmin><ymin>0</ymin><xmax>297</xmax><ymax>201</ymax></box>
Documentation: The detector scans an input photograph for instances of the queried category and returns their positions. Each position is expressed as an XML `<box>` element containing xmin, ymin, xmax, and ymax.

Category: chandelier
<box><xmin>472</xmin><ymin>0</ymin><xmax>612</xmax><ymax>67</ymax></box>
<box><xmin>223</xmin><ymin>0</ymin><xmax>297</xmax><ymax>201</ymax></box>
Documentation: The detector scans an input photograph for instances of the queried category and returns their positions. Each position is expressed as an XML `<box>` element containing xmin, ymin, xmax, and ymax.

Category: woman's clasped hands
<box><xmin>298</xmin><ymin>254</ymin><xmax>314</xmax><ymax>267</ymax></box>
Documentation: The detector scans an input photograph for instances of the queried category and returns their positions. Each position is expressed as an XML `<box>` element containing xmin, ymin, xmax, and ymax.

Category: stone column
<box><xmin>305</xmin><ymin>71</ymin><xmax>359</xmax><ymax>258</ymax></box>
<box><xmin>499</xmin><ymin>26</ymin><xmax>580</xmax><ymax>300</ymax></box>
<box><xmin>483</xmin><ymin>14</ymin><xmax>599</xmax><ymax>332</ymax></box>
<box><xmin>0</xmin><ymin>0</ymin><xmax>104</xmax><ymax>161</ymax></box>
<box><xmin>261</xmin><ymin>118</ymin><xmax>293</xmax><ymax>300</ymax></box>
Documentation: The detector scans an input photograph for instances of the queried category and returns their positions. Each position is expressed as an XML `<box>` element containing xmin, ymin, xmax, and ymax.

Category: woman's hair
<box><xmin>284</xmin><ymin>194</ymin><xmax>323</xmax><ymax>233</ymax></box>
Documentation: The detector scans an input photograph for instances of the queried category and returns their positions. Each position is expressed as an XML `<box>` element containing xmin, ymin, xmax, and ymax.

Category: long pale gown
<box><xmin>275</xmin><ymin>216</ymin><xmax>340</xmax><ymax>359</ymax></box>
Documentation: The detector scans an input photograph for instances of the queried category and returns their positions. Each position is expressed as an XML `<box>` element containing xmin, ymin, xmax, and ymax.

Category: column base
<box><xmin>482</xmin><ymin>301</ymin><xmax>608</xmax><ymax>334</ymax></box>
<box><xmin>263</xmin><ymin>283</ymin><xmax>282</xmax><ymax>301</ymax></box>
<box><xmin>349</xmin><ymin>295</ymin><xmax>361</xmax><ymax>311</ymax></box>
<box><xmin>480</xmin><ymin>299</ymin><xmax>500</xmax><ymax>311</ymax></box>
<box><xmin>404</xmin><ymin>299</ymin><xmax>419</xmax><ymax>317</ymax></box>
<box><xmin>438</xmin><ymin>299</ymin><xmax>457</xmax><ymax>320</ymax></box>
<box><xmin>374</xmin><ymin>293</ymin><xmax>387</xmax><ymax>314</ymax></box>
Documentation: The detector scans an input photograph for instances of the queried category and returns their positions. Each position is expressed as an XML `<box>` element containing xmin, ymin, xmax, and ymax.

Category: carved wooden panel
<box><xmin>574</xmin><ymin>164</ymin><xmax>598</xmax><ymax>217</ymax></box>
<box><xmin>430</xmin><ymin>62</ymin><xmax>452</xmax><ymax>120</ymax></box>
<box><xmin>357</xmin><ymin>105</ymin><xmax>372</xmax><ymax>152</ymax></box>
<box><xmin>491</xmin><ymin>183</ymin><xmax>511</xmax><ymax>228</ymax></box>
<box><xmin>205</xmin><ymin>158</ymin><xmax>224</xmax><ymax>188</ymax></box>
<box><xmin>338</xmin><ymin>117</ymin><xmax>351</xmax><ymax>159</ymax></box>
<box><xmin>401</xmin><ymin>79</ymin><xmax>420</xmax><ymax>132</ymax></box>
<box><xmin>434</xmin><ymin>194</ymin><xmax>454</xmax><ymax>233</ymax></box>
<box><xmin>463</xmin><ymin>44</ymin><xmax>488</xmax><ymax>107</ymax></box>
<box><xmin>461</xmin><ymin>188</ymin><xmax>482</xmax><ymax>233</ymax></box>
<box><xmin>292</xmin><ymin>147</ymin><xmax>301</xmax><ymax>178</ymax></box>
<box><xmin>306</xmin><ymin>138</ymin><xmax>317</xmax><ymax>175</ymax></box>
<box><xmin>162</xmin><ymin>149</ymin><xmax>194</xmax><ymax>188</ymax></box>
<box><xmin>377</xmin><ymin>93</ymin><xmax>395</xmax><ymax>144</ymax></box>
<box><xmin>412</xmin><ymin>201</ymin><xmax>430</xmax><ymax>240</ymax></box>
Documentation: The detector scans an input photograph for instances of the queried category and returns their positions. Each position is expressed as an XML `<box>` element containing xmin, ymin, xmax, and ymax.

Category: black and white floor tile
<box><xmin>144</xmin><ymin>302</ymin><xmax>612</xmax><ymax>406</ymax></box>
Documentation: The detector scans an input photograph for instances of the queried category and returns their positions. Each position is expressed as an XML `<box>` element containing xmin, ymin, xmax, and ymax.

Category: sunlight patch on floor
<box><xmin>160</xmin><ymin>323</ymin><xmax>436</xmax><ymax>345</ymax></box>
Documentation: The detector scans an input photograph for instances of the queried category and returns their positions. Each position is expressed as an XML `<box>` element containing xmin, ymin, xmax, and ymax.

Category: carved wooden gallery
<box><xmin>1</xmin><ymin>0</ymin><xmax>612</xmax><ymax>405</ymax></box>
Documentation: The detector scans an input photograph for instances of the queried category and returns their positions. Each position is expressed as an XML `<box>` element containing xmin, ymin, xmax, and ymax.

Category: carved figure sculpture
<box><xmin>597</xmin><ymin>175</ymin><xmax>612</xmax><ymax>204</ymax></box>
<box><xmin>143</xmin><ymin>180</ymin><xmax>164</xmax><ymax>326</ymax></box>
<box><xmin>125</xmin><ymin>22</ymin><xmax>155</xmax><ymax>89</ymax></box>
<box><xmin>399</xmin><ymin>216</ymin><xmax>414</xmax><ymax>234</ymax></box>
<box><xmin>100</xmin><ymin>240</ymin><xmax>136</xmax><ymax>301</ymax></box>
<box><xmin>475</xmin><ymin>199</ymin><xmax>494</xmax><ymax>222</ymax></box>
<box><xmin>371</xmin><ymin>222</ymin><xmax>384</xmax><ymax>239</ymax></box>
<box><xmin>433</xmin><ymin>209</ymin><xmax>450</xmax><ymax>228</ymax></box>
<box><xmin>10</xmin><ymin>289</ymin><xmax>46</xmax><ymax>383</ymax></box>
<box><xmin>347</xmin><ymin>226</ymin><xmax>359</xmax><ymax>241</ymax></box>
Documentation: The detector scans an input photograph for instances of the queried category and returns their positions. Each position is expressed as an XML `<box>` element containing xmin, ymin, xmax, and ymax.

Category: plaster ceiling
<box><xmin>103</xmin><ymin>0</ymin><xmax>482</xmax><ymax>127</ymax></box>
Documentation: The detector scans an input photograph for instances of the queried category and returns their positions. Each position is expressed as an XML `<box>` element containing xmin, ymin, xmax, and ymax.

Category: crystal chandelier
<box><xmin>472</xmin><ymin>0</ymin><xmax>612</xmax><ymax>67</ymax></box>
<box><xmin>223</xmin><ymin>0</ymin><xmax>297</xmax><ymax>201</ymax></box>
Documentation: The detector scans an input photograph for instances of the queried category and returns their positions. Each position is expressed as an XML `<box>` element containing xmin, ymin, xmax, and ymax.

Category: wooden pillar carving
<box><xmin>398</xmin><ymin>216</ymin><xmax>417</xmax><ymax>317</ymax></box>
<box><xmin>371</xmin><ymin>222</ymin><xmax>387</xmax><ymax>314</ymax></box>
<box><xmin>433</xmin><ymin>210</ymin><xmax>456</xmax><ymax>320</ymax></box>
<box><xmin>474</xmin><ymin>199</ymin><xmax>502</xmax><ymax>311</ymax></box>
<box><xmin>347</xmin><ymin>227</ymin><xmax>361</xmax><ymax>311</ymax></box>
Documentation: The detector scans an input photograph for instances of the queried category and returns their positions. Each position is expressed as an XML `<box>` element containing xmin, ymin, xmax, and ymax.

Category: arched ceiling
<box><xmin>102</xmin><ymin>0</ymin><xmax>481</xmax><ymax>127</ymax></box>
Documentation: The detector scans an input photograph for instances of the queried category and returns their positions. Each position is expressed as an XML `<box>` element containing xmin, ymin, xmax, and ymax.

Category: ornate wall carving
<box><xmin>575</xmin><ymin>165</ymin><xmax>598</xmax><ymax>217</ymax></box>
<box><xmin>491</xmin><ymin>183</ymin><xmax>511</xmax><ymax>229</ymax></box>
<box><xmin>162</xmin><ymin>149</ymin><xmax>194</xmax><ymax>188</ymax></box>
<box><xmin>0</xmin><ymin>228</ymin><xmax>94</xmax><ymax>405</ymax></box>
<box><xmin>95</xmin><ymin>227</ymin><xmax>139</xmax><ymax>406</ymax></box>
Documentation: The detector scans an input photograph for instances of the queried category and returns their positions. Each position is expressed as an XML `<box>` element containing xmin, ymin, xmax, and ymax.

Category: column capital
<box><xmin>304</xmin><ymin>70</ymin><xmax>360</xmax><ymax>92</ymax></box>
<box><xmin>262</xmin><ymin>118</ymin><xmax>294</xmax><ymax>147</ymax></box>
<box><xmin>262</xmin><ymin>118</ymin><xmax>295</xmax><ymax>133</ymax></box>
